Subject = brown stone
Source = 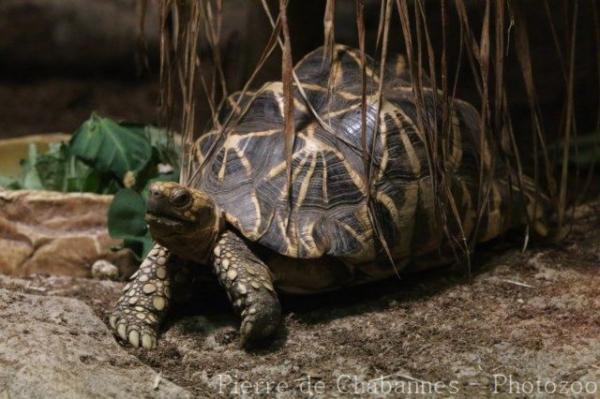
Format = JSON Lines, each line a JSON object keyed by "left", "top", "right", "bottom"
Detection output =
{"left": 0, "top": 287, "right": 192, "bottom": 398}
{"left": 0, "top": 189, "right": 135, "bottom": 277}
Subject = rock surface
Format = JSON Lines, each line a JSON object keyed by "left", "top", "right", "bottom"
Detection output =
{"left": 0, "top": 288, "right": 191, "bottom": 399}
{"left": 0, "top": 189, "right": 134, "bottom": 277}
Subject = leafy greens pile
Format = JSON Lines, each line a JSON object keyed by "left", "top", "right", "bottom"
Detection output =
{"left": 0, "top": 113, "right": 180, "bottom": 258}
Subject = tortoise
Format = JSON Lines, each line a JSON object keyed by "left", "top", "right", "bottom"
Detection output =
{"left": 109, "top": 45, "right": 546, "bottom": 349}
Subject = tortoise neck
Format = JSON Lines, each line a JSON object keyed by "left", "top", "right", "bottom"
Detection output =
{"left": 187, "top": 206, "right": 224, "bottom": 264}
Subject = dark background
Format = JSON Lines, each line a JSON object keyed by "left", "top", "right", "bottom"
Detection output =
{"left": 0, "top": 0, "right": 597, "bottom": 149}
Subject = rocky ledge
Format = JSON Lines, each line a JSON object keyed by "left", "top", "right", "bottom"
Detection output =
{"left": 0, "top": 189, "right": 134, "bottom": 278}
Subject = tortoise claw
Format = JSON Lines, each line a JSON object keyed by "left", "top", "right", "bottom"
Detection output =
{"left": 117, "top": 323, "right": 127, "bottom": 341}
{"left": 142, "top": 332, "right": 157, "bottom": 349}
{"left": 111, "top": 308, "right": 159, "bottom": 350}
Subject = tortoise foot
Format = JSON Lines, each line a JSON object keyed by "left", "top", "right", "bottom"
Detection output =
{"left": 109, "top": 244, "right": 172, "bottom": 349}
{"left": 239, "top": 291, "right": 281, "bottom": 348}
{"left": 212, "top": 231, "right": 282, "bottom": 348}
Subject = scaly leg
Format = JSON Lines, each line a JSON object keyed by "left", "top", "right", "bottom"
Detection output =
{"left": 109, "top": 244, "right": 173, "bottom": 349}
{"left": 212, "top": 231, "right": 281, "bottom": 347}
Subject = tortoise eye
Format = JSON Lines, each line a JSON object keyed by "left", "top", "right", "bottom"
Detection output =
{"left": 170, "top": 189, "right": 191, "bottom": 207}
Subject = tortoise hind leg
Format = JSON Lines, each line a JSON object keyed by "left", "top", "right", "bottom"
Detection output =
{"left": 212, "top": 231, "right": 281, "bottom": 347}
{"left": 109, "top": 244, "right": 173, "bottom": 349}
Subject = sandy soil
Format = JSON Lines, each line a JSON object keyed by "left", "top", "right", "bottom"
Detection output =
{"left": 1, "top": 203, "right": 598, "bottom": 398}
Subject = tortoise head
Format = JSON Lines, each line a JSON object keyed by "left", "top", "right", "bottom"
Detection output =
{"left": 145, "top": 181, "right": 222, "bottom": 263}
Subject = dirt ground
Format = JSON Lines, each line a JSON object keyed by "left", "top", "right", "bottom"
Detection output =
{"left": 1, "top": 203, "right": 598, "bottom": 398}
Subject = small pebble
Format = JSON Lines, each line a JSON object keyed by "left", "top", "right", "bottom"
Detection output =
{"left": 91, "top": 260, "right": 119, "bottom": 281}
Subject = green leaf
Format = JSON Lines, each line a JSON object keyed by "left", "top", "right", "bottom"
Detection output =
{"left": 101, "top": 179, "right": 122, "bottom": 195}
{"left": 107, "top": 188, "right": 155, "bottom": 258}
{"left": 70, "top": 113, "right": 153, "bottom": 180}
{"left": 20, "top": 144, "right": 44, "bottom": 190}
{"left": 0, "top": 175, "right": 21, "bottom": 189}
{"left": 108, "top": 188, "right": 148, "bottom": 240}
{"left": 124, "top": 236, "right": 154, "bottom": 259}
{"left": 131, "top": 149, "right": 160, "bottom": 191}
{"left": 119, "top": 122, "right": 181, "bottom": 169}
{"left": 145, "top": 125, "right": 181, "bottom": 169}
{"left": 35, "top": 142, "right": 68, "bottom": 191}
{"left": 61, "top": 152, "right": 107, "bottom": 193}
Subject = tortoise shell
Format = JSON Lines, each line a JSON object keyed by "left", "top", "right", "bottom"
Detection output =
{"left": 193, "top": 45, "right": 503, "bottom": 264}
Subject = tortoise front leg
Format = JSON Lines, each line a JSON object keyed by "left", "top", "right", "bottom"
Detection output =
{"left": 109, "top": 244, "right": 173, "bottom": 349}
{"left": 212, "top": 231, "right": 281, "bottom": 347}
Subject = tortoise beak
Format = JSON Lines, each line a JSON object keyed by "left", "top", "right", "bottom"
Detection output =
{"left": 146, "top": 185, "right": 192, "bottom": 225}
{"left": 147, "top": 185, "right": 171, "bottom": 216}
